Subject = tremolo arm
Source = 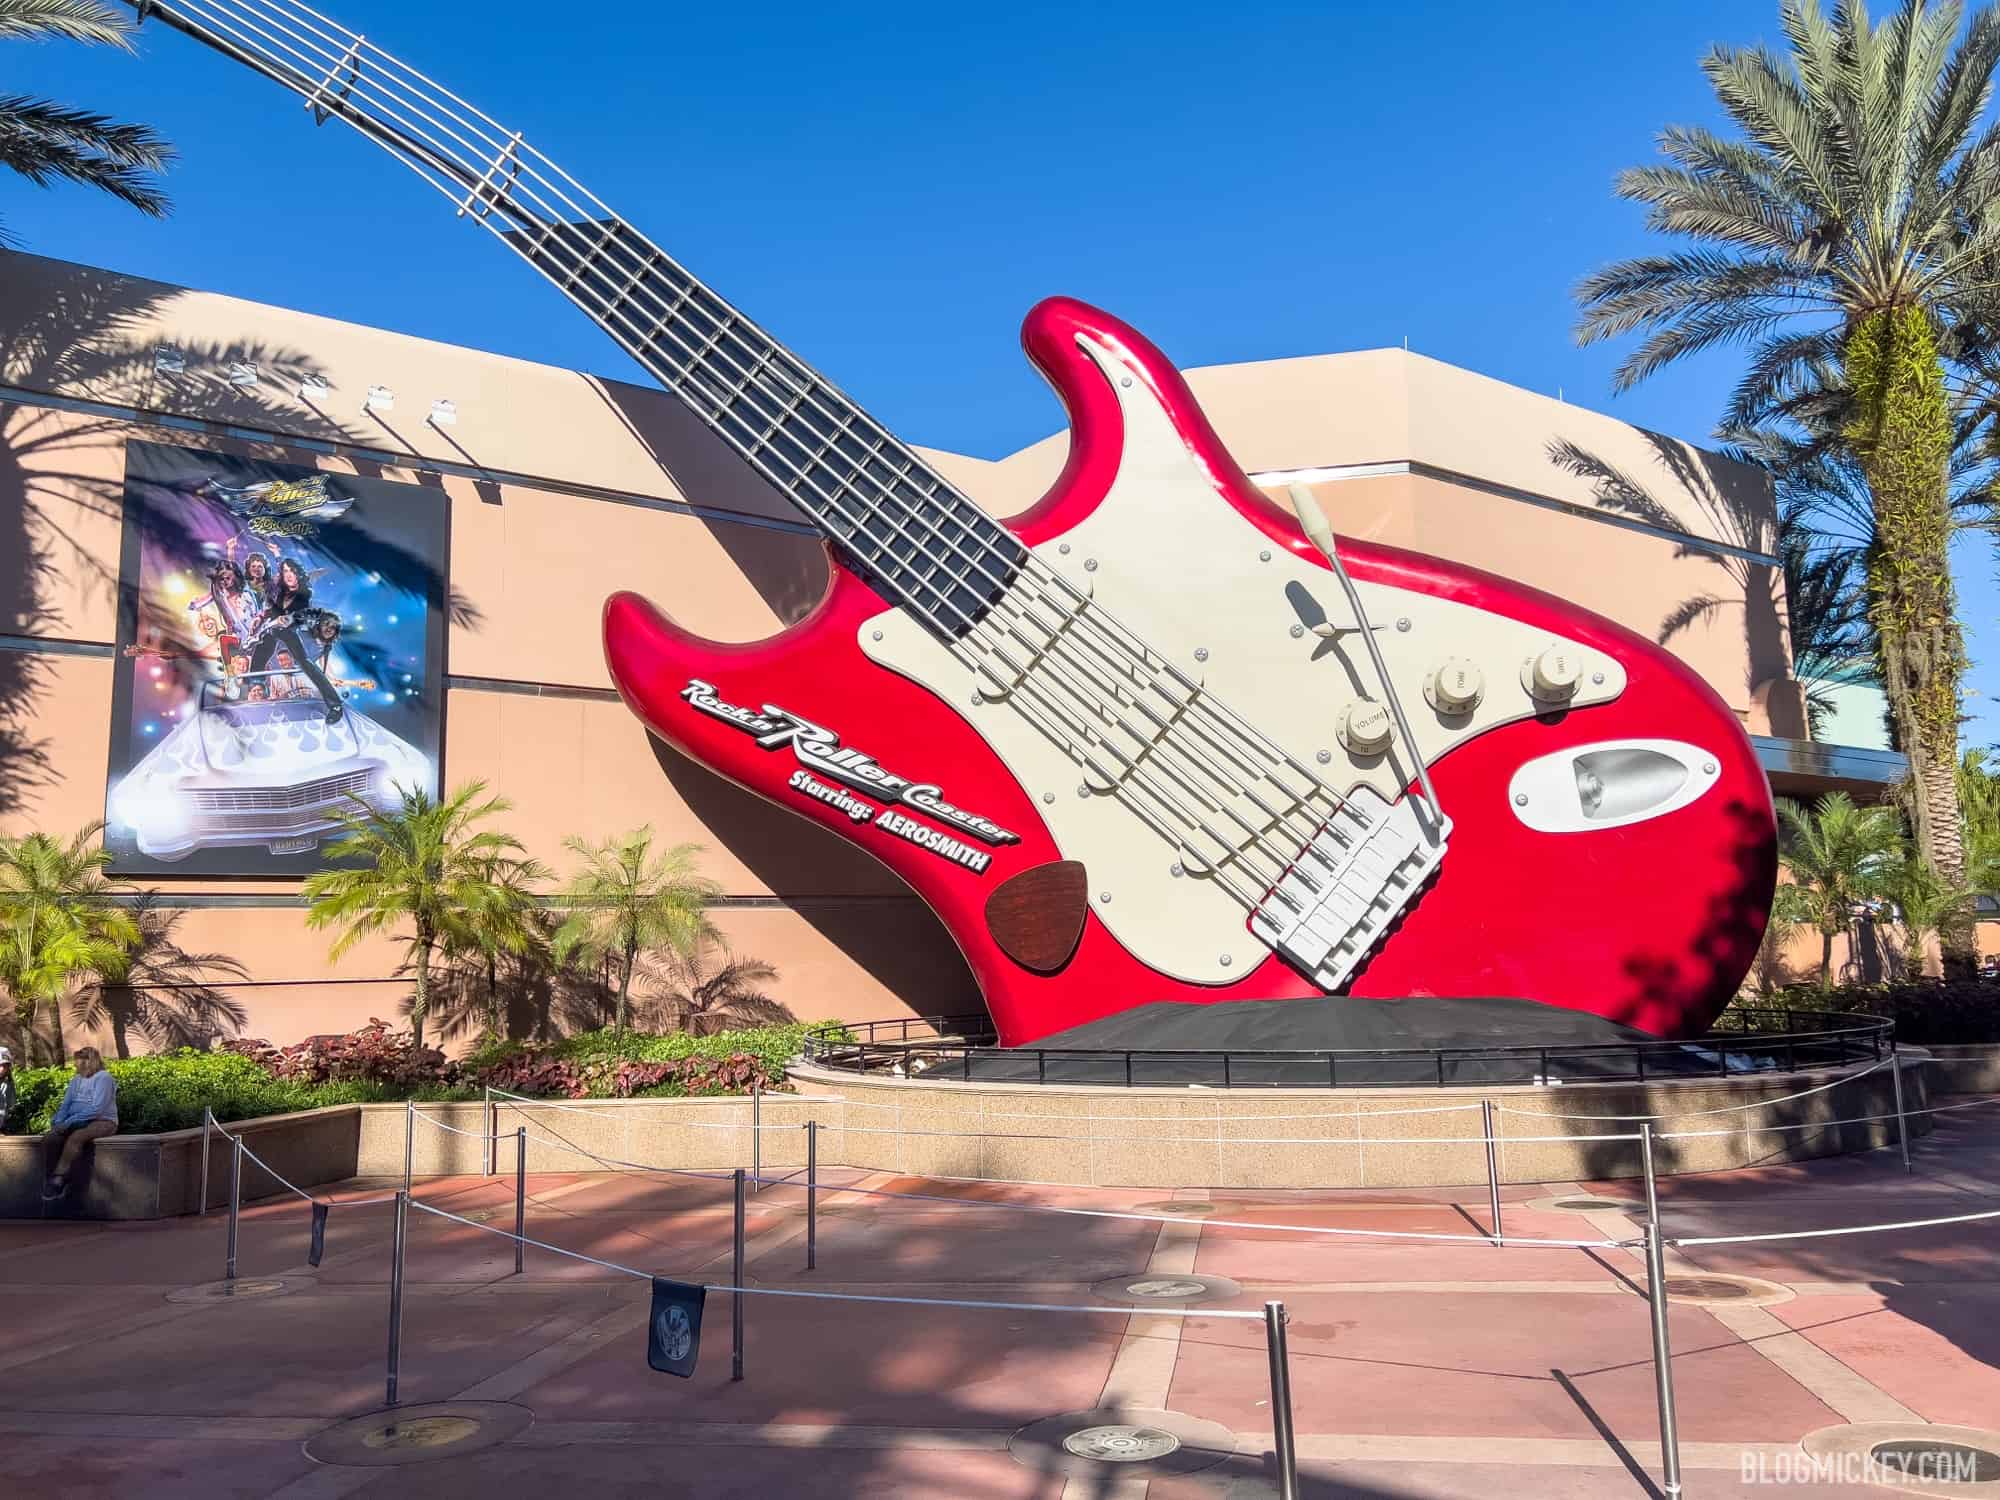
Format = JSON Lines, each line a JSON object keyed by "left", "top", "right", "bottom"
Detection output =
{"left": 1238, "top": 487, "right": 1453, "bottom": 993}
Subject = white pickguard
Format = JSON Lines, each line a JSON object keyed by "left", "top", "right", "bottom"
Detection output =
{"left": 861, "top": 332, "right": 1624, "bottom": 985}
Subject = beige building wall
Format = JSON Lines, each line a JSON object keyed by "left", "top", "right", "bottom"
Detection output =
{"left": 0, "top": 251, "right": 1817, "bottom": 1053}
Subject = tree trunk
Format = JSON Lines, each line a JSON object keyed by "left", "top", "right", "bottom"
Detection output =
{"left": 412, "top": 933, "right": 432, "bottom": 1051}
{"left": 50, "top": 989, "right": 66, "bottom": 1063}
{"left": 1845, "top": 308, "right": 1973, "bottom": 974}
{"left": 616, "top": 939, "right": 634, "bottom": 1035}
{"left": 108, "top": 1005, "right": 131, "bottom": 1061}
{"left": 1819, "top": 929, "right": 1834, "bottom": 991}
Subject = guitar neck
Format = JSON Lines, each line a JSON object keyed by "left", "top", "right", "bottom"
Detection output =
{"left": 127, "top": 0, "right": 1024, "bottom": 635}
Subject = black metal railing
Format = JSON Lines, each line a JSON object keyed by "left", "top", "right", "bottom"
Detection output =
{"left": 799, "top": 1009, "right": 1894, "bottom": 1089}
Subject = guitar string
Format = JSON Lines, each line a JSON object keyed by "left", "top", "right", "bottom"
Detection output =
{"left": 159, "top": 0, "right": 1381, "bottom": 928}
{"left": 170, "top": 0, "right": 1366, "bottom": 904}
{"left": 163, "top": 0, "right": 1421, "bottom": 945}
{"left": 179, "top": 0, "right": 1370, "bottom": 872}
{"left": 162, "top": 0, "right": 1409, "bottom": 945}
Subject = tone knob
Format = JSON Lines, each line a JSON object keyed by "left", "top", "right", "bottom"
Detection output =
{"left": 1337, "top": 699, "right": 1394, "bottom": 755}
{"left": 1426, "top": 658, "right": 1484, "bottom": 714}
{"left": 1523, "top": 645, "right": 1582, "bottom": 704}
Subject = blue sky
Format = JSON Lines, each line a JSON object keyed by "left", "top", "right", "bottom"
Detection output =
{"left": 14, "top": 0, "right": 1997, "bottom": 745}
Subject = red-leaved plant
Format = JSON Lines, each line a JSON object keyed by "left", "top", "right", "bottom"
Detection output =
{"left": 221, "top": 1019, "right": 456, "bottom": 1087}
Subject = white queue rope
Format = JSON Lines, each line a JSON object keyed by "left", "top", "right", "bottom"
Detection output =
{"left": 1672, "top": 1205, "right": 2000, "bottom": 1247}
{"left": 743, "top": 1173, "right": 1633, "bottom": 1249}
{"left": 489, "top": 1109, "right": 1631, "bottom": 1248}
{"left": 207, "top": 1113, "right": 399, "bottom": 1208}
{"left": 409, "top": 1200, "right": 1268, "bottom": 1319}
{"left": 1496, "top": 1058, "right": 1893, "bottom": 1122}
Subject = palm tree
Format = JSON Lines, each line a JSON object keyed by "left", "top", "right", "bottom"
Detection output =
{"left": 445, "top": 850, "right": 551, "bottom": 1040}
{"left": 551, "top": 827, "right": 717, "bottom": 1035}
{"left": 0, "top": 0, "right": 174, "bottom": 241}
{"left": 643, "top": 935, "right": 792, "bottom": 1037}
{"left": 1957, "top": 746, "right": 2000, "bottom": 891}
{"left": 1777, "top": 793, "right": 1906, "bottom": 987}
{"left": 1575, "top": 0, "right": 2000, "bottom": 970}
{"left": 302, "top": 781, "right": 527, "bottom": 1049}
{"left": 1878, "top": 851, "right": 1976, "bottom": 972}
{"left": 0, "top": 823, "right": 139, "bottom": 1063}
{"left": 71, "top": 892, "right": 248, "bottom": 1056}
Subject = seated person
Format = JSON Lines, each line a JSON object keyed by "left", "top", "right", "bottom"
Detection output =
{"left": 43, "top": 1047, "right": 117, "bottom": 1200}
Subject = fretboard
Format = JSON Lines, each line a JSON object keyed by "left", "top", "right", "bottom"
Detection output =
{"left": 511, "top": 218, "right": 1026, "bottom": 630}
{"left": 125, "top": 0, "right": 1024, "bottom": 636}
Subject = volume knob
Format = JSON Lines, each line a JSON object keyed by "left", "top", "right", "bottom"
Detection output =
{"left": 1523, "top": 645, "right": 1582, "bottom": 704}
{"left": 1426, "top": 658, "right": 1484, "bottom": 714}
{"left": 1337, "top": 699, "right": 1394, "bottom": 755}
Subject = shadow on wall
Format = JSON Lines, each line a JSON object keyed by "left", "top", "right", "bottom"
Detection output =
{"left": 1547, "top": 433, "right": 1806, "bottom": 739}
{"left": 587, "top": 372, "right": 832, "bottom": 629}
{"left": 650, "top": 733, "right": 981, "bottom": 1023}
{"left": 0, "top": 254, "right": 484, "bottom": 820}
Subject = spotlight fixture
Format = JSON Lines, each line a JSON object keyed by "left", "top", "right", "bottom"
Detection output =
{"left": 364, "top": 384, "right": 394, "bottom": 413}
{"left": 227, "top": 361, "right": 259, "bottom": 388}
{"left": 428, "top": 398, "right": 457, "bottom": 426}
{"left": 298, "top": 374, "right": 330, "bottom": 401}
{"left": 154, "top": 346, "right": 185, "bottom": 375}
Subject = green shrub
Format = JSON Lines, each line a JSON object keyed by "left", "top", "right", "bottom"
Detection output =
{"left": 0, "top": 1022, "right": 836, "bottom": 1135}
{"left": 1726, "top": 980, "right": 2000, "bottom": 1046}
{"left": 7, "top": 1050, "right": 473, "bottom": 1134}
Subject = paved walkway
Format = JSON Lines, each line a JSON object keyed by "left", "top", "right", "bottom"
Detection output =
{"left": 0, "top": 1102, "right": 1995, "bottom": 1497}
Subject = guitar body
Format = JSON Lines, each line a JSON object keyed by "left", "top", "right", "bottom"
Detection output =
{"left": 605, "top": 298, "right": 1776, "bottom": 1045}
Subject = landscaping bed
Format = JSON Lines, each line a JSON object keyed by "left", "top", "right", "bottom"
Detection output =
{"left": 1, "top": 1021, "right": 822, "bottom": 1135}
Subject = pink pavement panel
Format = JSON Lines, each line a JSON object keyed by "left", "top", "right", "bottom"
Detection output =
{"left": 0, "top": 1101, "right": 1991, "bottom": 1497}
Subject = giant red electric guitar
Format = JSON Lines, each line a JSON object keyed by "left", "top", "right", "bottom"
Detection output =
{"left": 130, "top": 0, "right": 1777, "bottom": 1044}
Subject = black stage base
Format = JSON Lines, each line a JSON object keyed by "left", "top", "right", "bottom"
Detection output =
{"left": 926, "top": 997, "right": 1789, "bottom": 1089}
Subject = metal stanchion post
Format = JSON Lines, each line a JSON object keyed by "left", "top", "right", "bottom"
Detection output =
{"left": 1264, "top": 1300, "right": 1300, "bottom": 1500}
{"left": 732, "top": 1167, "right": 746, "bottom": 1381}
{"left": 403, "top": 1099, "right": 415, "bottom": 1192}
{"left": 483, "top": 1088, "right": 494, "bottom": 1178}
{"left": 806, "top": 1119, "right": 818, "bottom": 1272}
{"left": 225, "top": 1135, "right": 242, "bottom": 1282}
{"left": 1481, "top": 1099, "right": 1503, "bottom": 1247}
{"left": 513, "top": 1126, "right": 526, "bottom": 1277}
{"left": 752, "top": 1079, "right": 762, "bottom": 1195}
{"left": 385, "top": 1189, "right": 408, "bottom": 1407}
{"left": 1891, "top": 1049, "right": 1913, "bottom": 1174}
{"left": 1639, "top": 1124, "right": 1682, "bottom": 1498}
{"left": 199, "top": 1109, "right": 212, "bottom": 1218}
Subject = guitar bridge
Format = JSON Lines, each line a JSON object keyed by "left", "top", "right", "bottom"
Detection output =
{"left": 1250, "top": 788, "right": 1450, "bottom": 990}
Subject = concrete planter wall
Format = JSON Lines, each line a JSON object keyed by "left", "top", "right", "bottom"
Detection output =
{"left": 1, "top": 1104, "right": 362, "bottom": 1222}
{"left": 1925, "top": 1043, "right": 2000, "bottom": 1095}
{"left": 2, "top": 1050, "right": 1945, "bottom": 1219}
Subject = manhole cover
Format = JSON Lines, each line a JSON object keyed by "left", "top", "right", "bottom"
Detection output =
{"left": 362, "top": 1416, "right": 482, "bottom": 1451}
{"left": 167, "top": 1277, "right": 303, "bottom": 1303}
{"left": 1009, "top": 1408, "right": 1235, "bottom": 1478}
{"left": 1872, "top": 1440, "right": 2000, "bottom": 1483}
{"left": 1553, "top": 1198, "right": 1621, "bottom": 1212}
{"left": 1668, "top": 1277, "right": 1753, "bottom": 1300}
{"left": 1649, "top": 1273, "right": 1794, "bottom": 1307}
{"left": 1063, "top": 1425, "right": 1181, "bottom": 1462}
{"left": 305, "top": 1401, "right": 534, "bottom": 1468}
{"left": 1091, "top": 1272, "right": 1242, "bottom": 1306}
{"left": 1803, "top": 1421, "right": 2000, "bottom": 1495}
{"left": 1133, "top": 1201, "right": 1217, "bottom": 1216}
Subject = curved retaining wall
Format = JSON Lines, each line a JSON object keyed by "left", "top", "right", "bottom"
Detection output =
{"left": 0, "top": 1051, "right": 1946, "bottom": 1218}
{"left": 771, "top": 1057, "right": 1933, "bottom": 1189}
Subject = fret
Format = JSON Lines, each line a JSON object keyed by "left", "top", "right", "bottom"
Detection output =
{"left": 509, "top": 208, "right": 1024, "bottom": 634}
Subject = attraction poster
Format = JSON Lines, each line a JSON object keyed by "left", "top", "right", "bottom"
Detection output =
{"left": 104, "top": 440, "right": 448, "bottom": 876}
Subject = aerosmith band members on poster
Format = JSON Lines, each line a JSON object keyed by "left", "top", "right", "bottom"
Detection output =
{"left": 104, "top": 440, "right": 448, "bottom": 877}
{"left": 246, "top": 558, "right": 346, "bottom": 724}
